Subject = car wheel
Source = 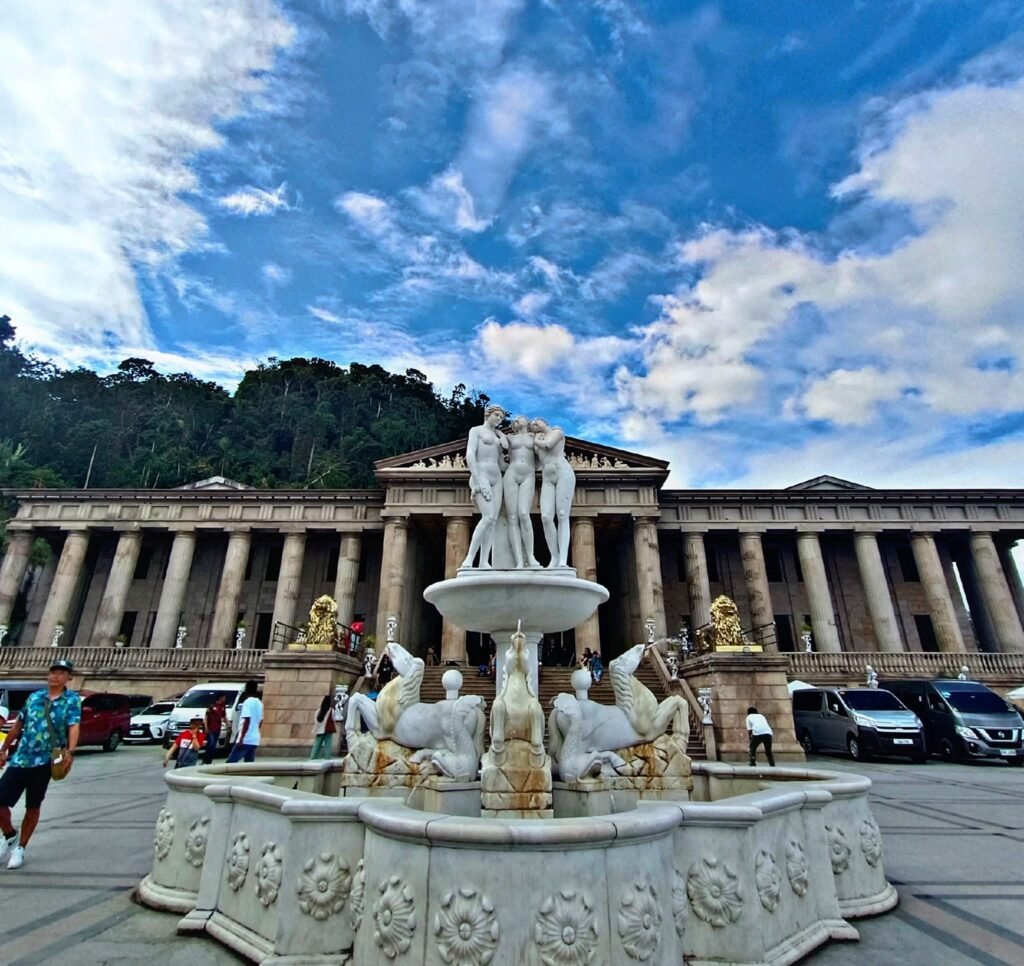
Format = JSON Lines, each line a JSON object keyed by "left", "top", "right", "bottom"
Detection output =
{"left": 103, "top": 730, "right": 122, "bottom": 753}
{"left": 938, "top": 738, "right": 959, "bottom": 762}
{"left": 799, "top": 730, "right": 815, "bottom": 754}
{"left": 911, "top": 753, "right": 928, "bottom": 764}
{"left": 847, "top": 735, "right": 864, "bottom": 761}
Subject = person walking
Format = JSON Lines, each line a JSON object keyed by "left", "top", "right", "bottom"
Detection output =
{"left": 589, "top": 651, "right": 604, "bottom": 683}
{"left": 0, "top": 659, "right": 81, "bottom": 870}
{"left": 746, "top": 706, "right": 776, "bottom": 767}
{"left": 203, "top": 695, "right": 227, "bottom": 764}
{"left": 163, "top": 717, "right": 206, "bottom": 769}
{"left": 226, "top": 681, "right": 263, "bottom": 764}
{"left": 310, "top": 693, "right": 337, "bottom": 759}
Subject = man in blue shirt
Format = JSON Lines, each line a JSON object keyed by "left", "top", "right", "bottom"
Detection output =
{"left": 0, "top": 659, "right": 81, "bottom": 870}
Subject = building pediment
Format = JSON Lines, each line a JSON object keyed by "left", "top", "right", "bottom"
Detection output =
{"left": 175, "top": 476, "right": 252, "bottom": 491}
{"left": 786, "top": 475, "right": 873, "bottom": 491}
{"left": 375, "top": 435, "right": 669, "bottom": 482}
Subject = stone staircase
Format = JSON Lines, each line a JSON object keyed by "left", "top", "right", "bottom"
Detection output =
{"left": 416, "top": 662, "right": 706, "bottom": 759}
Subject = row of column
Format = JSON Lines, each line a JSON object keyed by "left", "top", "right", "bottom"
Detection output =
{"left": 679, "top": 528, "right": 1024, "bottom": 654}
{"left": 0, "top": 527, "right": 367, "bottom": 650}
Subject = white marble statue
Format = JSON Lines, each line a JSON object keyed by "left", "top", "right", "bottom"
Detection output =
{"left": 344, "top": 642, "right": 486, "bottom": 780}
{"left": 529, "top": 417, "right": 575, "bottom": 568}
{"left": 501, "top": 415, "right": 541, "bottom": 568}
{"left": 550, "top": 692, "right": 634, "bottom": 781}
{"left": 548, "top": 643, "right": 690, "bottom": 768}
{"left": 461, "top": 405, "right": 508, "bottom": 569}
{"left": 489, "top": 628, "right": 546, "bottom": 767}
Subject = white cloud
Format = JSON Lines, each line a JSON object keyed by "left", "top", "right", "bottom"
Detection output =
{"left": 798, "top": 367, "right": 906, "bottom": 425}
{"left": 513, "top": 291, "right": 551, "bottom": 318}
{"left": 261, "top": 261, "right": 292, "bottom": 286}
{"left": 0, "top": 1, "right": 295, "bottom": 364}
{"left": 308, "top": 306, "right": 343, "bottom": 324}
{"left": 479, "top": 320, "right": 575, "bottom": 377}
{"left": 218, "top": 182, "right": 292, "bottom": 217}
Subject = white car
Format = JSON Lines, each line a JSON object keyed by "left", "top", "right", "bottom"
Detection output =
{"left": 127, "top": 701, "right": 176, "bottom": 743}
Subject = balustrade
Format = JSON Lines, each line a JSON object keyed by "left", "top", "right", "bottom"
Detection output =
{"left": 787, "top": 650, "right": 1024, "bottom": 681}
{"left": 0, "top": 646, "right": 265, "bottom": 676}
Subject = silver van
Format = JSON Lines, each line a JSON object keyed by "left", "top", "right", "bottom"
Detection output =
{"left": 792, "top": 687, "right": 926, "bottom": 762}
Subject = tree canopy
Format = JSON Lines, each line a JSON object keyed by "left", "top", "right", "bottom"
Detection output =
{"left": 0, "top": 317, "right": 489, "bottom": 494}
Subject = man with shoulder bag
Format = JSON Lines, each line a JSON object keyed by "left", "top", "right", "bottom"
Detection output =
{"left": 0, "top": 659, "right": 81, "bottom": 870}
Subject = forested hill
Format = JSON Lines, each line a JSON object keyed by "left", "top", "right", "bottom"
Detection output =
{"left": 0, "top": 316, "right": 489, "bottom": 493}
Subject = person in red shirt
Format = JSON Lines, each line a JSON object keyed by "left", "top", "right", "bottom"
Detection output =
{"left": 203, "top": 696, "right": 227, "bottom": 764}
{"left": 163, "top": 717, "right": 206, "bottom": 769}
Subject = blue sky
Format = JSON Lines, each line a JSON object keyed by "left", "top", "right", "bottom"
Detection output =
{"left": 3, "top": 1, "right": 1024, "bottom": 489}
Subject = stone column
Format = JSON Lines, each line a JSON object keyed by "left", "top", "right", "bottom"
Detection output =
{"left": 440, "top": 516, "right": 471, "bottom": 663}
{"left": 376, "top": 517, "right": 409, "bottom": 644}
{"left": 633, "top": 516, "right": 666, "bottom": 640}
{"left": 571, "top": 516, "right": 601, "bottom": 659}
{"left": 683, "top": 531, "right": 712, "bottom": 631}
{"left": 911, "top": 532, "right": 965, "bottom": 653}
{"left": 150, "top": 531, "right": 197, "bottom": 649}
{"left": 0, "top": 529, "right": 34, "bottom": 628}
{"left": 92, "top": 530, "right": 144, "bottom": 647}
{"left": 738, "top": 530, "right": 775, "bottom": 650}
{"left": 209, "top": 529, "right": 252, "bottom": 649}
{"left": 795, "top": 531, "right": 841, "bottom": 652}
{"left": 853, "top": 531, "right": 903, "bottom": 652}
{"left": 969, "top": 531, "right": 1024, "bottom": 653}
{"left": 997, "top": 541, "right": 1024, "bottom": 625}
{"left": 35, "top": 530, "right": 90, "bottom": 647}
{"left": 333, "top": 533, "right": 362, "bottom": 629}
{"left": 270, "top": 531, "right": 307, "bottom": 648}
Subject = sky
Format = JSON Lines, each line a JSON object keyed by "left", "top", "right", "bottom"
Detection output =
{"left": 3, "top": 1, "right": 1024, "bottom": 490}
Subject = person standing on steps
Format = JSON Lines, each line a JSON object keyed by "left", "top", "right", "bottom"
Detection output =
{"left": 0, "top": 659, "right": 81, "bottom": 870}
{"left": 226, "top": 680, "right": 263, "bottom": 764}
{"left": 746, "top": 706, "right": 776, "bottom": 767}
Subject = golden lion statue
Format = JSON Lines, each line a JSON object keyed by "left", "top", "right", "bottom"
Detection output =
{"left": 696, "top": 595, "right": 747, "bottom": 651}
{"left": 301, "top": 595, "right": 339, "bottom": 651}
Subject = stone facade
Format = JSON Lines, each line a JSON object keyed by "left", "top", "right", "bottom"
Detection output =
{"left": 2, "top": 446, "right": 1023, "bottom": 669}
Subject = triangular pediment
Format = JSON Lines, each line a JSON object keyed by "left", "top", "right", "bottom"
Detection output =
{"left": 176, "top": 476, "right": 252, "bottom": 491}
{"left": 375, "top": 434, "right": 669, "bottom": 476}
{"left": 786, "top": 475, "right": 873, "bottom": 491}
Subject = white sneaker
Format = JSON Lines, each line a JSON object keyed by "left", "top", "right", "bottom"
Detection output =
{"left": 0, "top": 833, "right": 16, "bottom": 864}
{"left": 7, "top": 845, "right": 25, "bottom": 869}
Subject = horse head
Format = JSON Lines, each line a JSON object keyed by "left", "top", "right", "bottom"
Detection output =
{"left": 385, "top": 640, "right": 418, "bottom": 677}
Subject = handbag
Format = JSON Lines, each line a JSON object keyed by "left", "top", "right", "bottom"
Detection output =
{"left": 44, "top": 699, "right": 73, "bottom": 781}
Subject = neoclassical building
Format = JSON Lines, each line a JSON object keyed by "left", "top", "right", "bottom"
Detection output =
{"left": 2, "top": 436, "right": 1023, "bottom": 663}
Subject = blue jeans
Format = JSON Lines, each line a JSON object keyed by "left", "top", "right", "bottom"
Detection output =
{"left": 226, "top": 743, "right": 257, "bottom": 764}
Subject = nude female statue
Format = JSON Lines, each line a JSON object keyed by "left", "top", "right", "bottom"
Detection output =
{"left": 529, "top": 417, "right": 576, "bottom": 568}
{"left": 461, "top": 405, "right": 508, "bottom": 568}
{"left": 502, "top": 415, "right": 541, "bottom": 568}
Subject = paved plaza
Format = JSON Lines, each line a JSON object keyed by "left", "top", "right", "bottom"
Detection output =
{"left": 0, "top": 746, "right": 1022, "bottom": 965}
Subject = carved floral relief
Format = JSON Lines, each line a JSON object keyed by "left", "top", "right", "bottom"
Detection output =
{"left": 297, "top": 853, "right": 352, "bottom": 920}
{"left": 255, "top": 842, "right": 284, "bottom": 907}
{"left": 785, "top": 839, "right": 809, "bottom": 897}
{"left": 373, "top": 875, "right": 417, "bottom": 959}
{"left": 432, "top": 887, "right": 499, "bottom": 965}
{"left": 534, "top": 889, "right": 599, "bottom": 966}
{"left": 153, "top": 808, "right": 175, "bottom": 861}
{"left": 825, "top": 825, "right": 851, "bottom": 875}
{"left": 687, "top": 856, "right": 743, "bottom": 928}
{"left": 617, "top": 882, "right": 662, "bottom": 961}
{"left": 226, "top": 832, "right": 251, "bottom": 892}
{"left": 351, "top": 859, "right": 366, "bottom": 932}
{"left": 671, "top": 868, "right": 689, "bottom": 938}
{"left": 859, "top": 817, "right": 883, "bottom": 868}
{"left": 754, "top": 850, "right": 782, "bottom": 913}
{"left": 183, "top": 816, "right": 209, "bottom": 868}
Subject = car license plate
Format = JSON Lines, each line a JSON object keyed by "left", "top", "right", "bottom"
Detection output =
{"left": 892, "top": 738, "right": 913, "bottom": 745}
{"left": 130, "top": 729, "right": 144, "bottom": 736}
{"left": 999, "top": 749, "right": 1015, "bottom": 756}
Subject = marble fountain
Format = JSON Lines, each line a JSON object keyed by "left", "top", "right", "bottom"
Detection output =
{"left": 139, "top": 409, "right": 896, "bottom": 964}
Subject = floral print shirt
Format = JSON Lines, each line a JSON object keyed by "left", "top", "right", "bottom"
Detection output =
{"left": 10, "top": 688, "right": 82, "bottom": 768}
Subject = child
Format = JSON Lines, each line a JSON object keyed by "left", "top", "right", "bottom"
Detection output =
{"left": 163, "top": 717, "right": 206, "bottom": 769}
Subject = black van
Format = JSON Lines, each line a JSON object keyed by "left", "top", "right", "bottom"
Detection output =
{"left": 885, "top": 679, "right": 1024, "bottom": 764}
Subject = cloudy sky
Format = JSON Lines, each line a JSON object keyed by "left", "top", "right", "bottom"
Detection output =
{"left": 3, "top": 1, "right": 1024, "bottom": 488}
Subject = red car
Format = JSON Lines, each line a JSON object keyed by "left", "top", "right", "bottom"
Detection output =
{"left": 77, "top": 691, "right": 132, "bottom": 752}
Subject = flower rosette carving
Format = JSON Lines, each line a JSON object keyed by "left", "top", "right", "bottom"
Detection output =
{"left": 351, "top": 859, "right": 366, "bottom": 932}
{"left": 154, "top": 808, "right": 175, "bottom": 861}
{"left": 671, "top": 868, "right": 688, "bottom": 938}
{"left": 785, "top": 839, "right": 809, "bottom": 897}
{"left": 255, "top": 842, "right": 284, "bottom": 907}
{"left": 754, "top": 850, "right": 782, "bottom": 913}
{"left": 825, "top": 825, "right": 851, "bottom": 875}
{"left": 859, "top": 817, "right": 883, "bottom": 868}
{"left": 687, "top": 856, "right": 743, "bottom": 928}
{"left": 433, "top": 886, "right": 499, "bottom": 965}
{"left": 534, "top": 889, "right": 599, "bottom": 966}
{"left": 373, "top": 875, "right": 416, "bottom": 959}
{"left": 618, "top": 881, "right": 662, "bottom": 961}
{"left": 297, "top": 853, "right": 352, "bottom": 921}
{"left": 183, "top": 816, "right": 209, "bottom": 868}
{"left": 226, "top": 832, "right": 251, "bottom": 892}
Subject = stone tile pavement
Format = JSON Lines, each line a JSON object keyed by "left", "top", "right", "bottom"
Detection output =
{"left": 0, "top": 745, "right": 1021, "bottom": 964}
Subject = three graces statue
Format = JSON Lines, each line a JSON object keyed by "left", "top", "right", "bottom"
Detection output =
{"left": 462, "top": 406, "right": 576, "bottom": 570}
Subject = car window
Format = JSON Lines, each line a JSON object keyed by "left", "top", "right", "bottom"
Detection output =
{"left": 840, "top": 690, "right": 906, "bottom": 711}
{"left": 142, "top": 702, "right": 175, "bottom": 715}
{"left": 82, "top": 695, "right": 101, "bottom": 711}
{"left": 940, "top": 689, "right": 1011, "bottom": 714}
{"left": 792, "top": 691, "right": 821, "bottom": 712}
{"left": 927, "top": 691, "right": 948, "bottom": 713}
{"left": 176, "top": 688, "right": 241, "bottom": 709}
{"left": 826, "top": 696, "right": 847, "bottom": 716}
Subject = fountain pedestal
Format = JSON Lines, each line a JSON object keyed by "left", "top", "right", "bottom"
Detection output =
{"left": 481, "top": 741, "right": 553, "bottom": 818}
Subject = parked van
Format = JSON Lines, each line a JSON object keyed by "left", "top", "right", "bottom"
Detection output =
{"left": 884, "top": 679, "right": 1024, "bottom": 765}
{"left": 0, "top": 680, "right": 47, "bottom": 732}
{"left": 163, "top": 682, "right": 250, "bottom": 750}
{"left": 792, "top": 687, "right": 927, "bottom": 762}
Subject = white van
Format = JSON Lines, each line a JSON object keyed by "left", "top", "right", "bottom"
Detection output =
{"left": 162, "top": 682, "right": 249, "bottom": 750}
